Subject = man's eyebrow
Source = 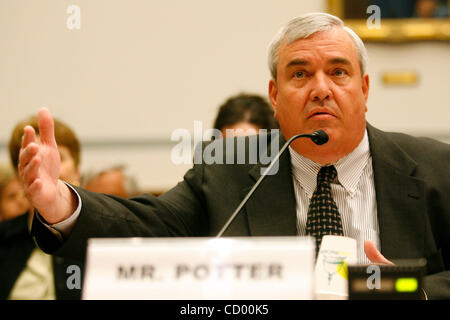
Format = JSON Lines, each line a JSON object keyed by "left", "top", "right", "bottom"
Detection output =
{"left": 286, "top": 58, "right": 352, "bottom": 68}
{"left": 286, "top": 59, "right": 309, "bottom": 68}
{"left": 329, "top": 57, "right": 352, "bottom": 66}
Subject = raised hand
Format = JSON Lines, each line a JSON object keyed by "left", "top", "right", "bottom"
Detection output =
{"left": 18, "top": 108, "right": 77, "bottom": 224}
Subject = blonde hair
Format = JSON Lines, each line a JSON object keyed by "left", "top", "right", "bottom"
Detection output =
{"left": 0, "top": 164, "right": 16, "bottom": 197}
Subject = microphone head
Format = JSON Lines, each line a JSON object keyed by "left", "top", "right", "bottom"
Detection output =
{"left": 310, "top": 130, "right": 329, "bottom": 145}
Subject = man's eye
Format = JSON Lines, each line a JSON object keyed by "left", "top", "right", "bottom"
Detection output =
{"left": 333, "top": 69, "right": 346, "bottom": 76}
{"left": 294, "top": 71, "right": 305, "bottom": 78}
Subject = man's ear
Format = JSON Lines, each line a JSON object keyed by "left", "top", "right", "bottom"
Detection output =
{"left": 362, "top": 73, "right": 369, "bottom": 112}
{"left": 268, "top": 79, "right": 278, "bottom": 117}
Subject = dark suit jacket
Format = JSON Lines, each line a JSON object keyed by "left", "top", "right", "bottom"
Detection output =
{"left": 0, "top": 213, "right": 84, "bottom": 300}
{"left": 31, "top": 124, "right": 449, "bottom": 299}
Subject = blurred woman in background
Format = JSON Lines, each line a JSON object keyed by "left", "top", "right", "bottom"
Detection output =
{"left": 213, "top": 93, "right": 278, "bottom": 138}
{"left": 0, "top": 164, "right": 30, "bottom": 222}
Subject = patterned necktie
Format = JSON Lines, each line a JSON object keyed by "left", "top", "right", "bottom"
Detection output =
{"left": 306, "top": 165, "right": 343, "bottom": 255}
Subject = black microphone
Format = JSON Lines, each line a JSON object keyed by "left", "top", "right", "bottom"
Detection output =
{"left": 309, "top": 129, "right": 329, "bottom": 145}
{"left": 216, "top": 129, "right": 329, "bottom": 237}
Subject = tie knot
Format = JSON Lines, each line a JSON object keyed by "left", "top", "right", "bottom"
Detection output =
{"left": 318, "top": 165, "right": 337, "bottom": 184}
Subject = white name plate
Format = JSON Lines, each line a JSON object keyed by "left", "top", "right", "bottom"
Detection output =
{"left": 82, "top": 237, "right": 315, "bottom": 300}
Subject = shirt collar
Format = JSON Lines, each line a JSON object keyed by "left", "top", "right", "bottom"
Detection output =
{"left": 289, "top": 130, "right": 370, "bottom": 198}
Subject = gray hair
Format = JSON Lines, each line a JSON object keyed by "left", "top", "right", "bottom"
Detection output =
{"left": 268, "top": 12, "right": 368, "bottom": 80}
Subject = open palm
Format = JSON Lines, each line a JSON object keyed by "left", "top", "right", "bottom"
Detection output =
{"left": 18, "top": 108, "right": 74, "bottom": 223}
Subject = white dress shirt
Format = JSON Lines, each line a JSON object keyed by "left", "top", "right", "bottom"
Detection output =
{"left": 289, "top": 130, "right": 380, "bottom": 264}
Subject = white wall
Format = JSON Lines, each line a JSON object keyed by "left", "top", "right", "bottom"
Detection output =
{"left": 1, "top": 0, "right": 448, "bottom": 192}
{"left": 365, "top": 42, "right": 450, "bottom": 138}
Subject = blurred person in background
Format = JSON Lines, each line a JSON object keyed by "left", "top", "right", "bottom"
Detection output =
{"left": 0, "top": 115, "right": 84, "bottom": 300}
{"left": 213, "top": 93, "right": 278, "bottom": 138}
{"left": 414, "top": 0, "right": 448, "bottom": 18}
{"left": 82, "top": 164, "right": 139, "bottom": 198}
{"left": 0, "top": 164, "right": 30, "bottom": 222}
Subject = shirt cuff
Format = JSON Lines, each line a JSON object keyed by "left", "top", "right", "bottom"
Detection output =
{"left": 47, "top": 182, "right": 82, "bottom": 237}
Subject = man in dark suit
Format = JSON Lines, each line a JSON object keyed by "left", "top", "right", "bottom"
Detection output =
{"left": 18, "top": 13, "right": 449, "bottom": 299}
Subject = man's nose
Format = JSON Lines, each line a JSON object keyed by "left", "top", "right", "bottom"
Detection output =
{"left": 309, "top": 73, "right": 332, "bottom": 103}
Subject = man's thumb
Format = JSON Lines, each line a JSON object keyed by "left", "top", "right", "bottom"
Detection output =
{"left": 364, "top": 240, "right": 394, "bottom": 265}
{"left": 38, "top": 108, "right": 57, "bottom": 147}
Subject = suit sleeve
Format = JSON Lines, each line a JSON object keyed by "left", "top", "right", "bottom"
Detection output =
{"left": 420, "top": 138, "right": 450, "bottom": 299}
{"left": 423, "top": 271, "right": 450, "bottom": 299}
{"left": 31, "top": 163, "right": 208, "bottom": 262}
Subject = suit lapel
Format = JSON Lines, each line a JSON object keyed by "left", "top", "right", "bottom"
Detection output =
{"left": 367, "top": 124, "right": 426, "bottom": 260}
{"left": 240, "top": 125, "right": 427, "bottom": 257}
{"left": 243, "top": 134, "right": 298, "bottom": 236}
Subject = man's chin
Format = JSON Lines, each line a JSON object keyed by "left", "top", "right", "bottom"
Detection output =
{"left": 303, "top": 124, "right": 334, "bottom": 136}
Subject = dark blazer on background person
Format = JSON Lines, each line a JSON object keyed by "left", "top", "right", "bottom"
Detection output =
{"left": 0, "top": 213, "right": 84, "bottom": 300}
{"left": 31, "top": 123, "right": 450, "bottom": 299}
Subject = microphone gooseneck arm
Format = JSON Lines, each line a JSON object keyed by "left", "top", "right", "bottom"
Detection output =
{"left": 216, "top": 130, "right": 329, "bottom": 237}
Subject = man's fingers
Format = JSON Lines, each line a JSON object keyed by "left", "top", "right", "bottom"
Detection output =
{"left": 38, "top": 108, "right": 57, "bottom": 147}
{"left": 22, "top": 156, "right": 41, "bottom": 187}
{"left": 18, "top": 126, "right": 37, "bottom": 175}
{"left": 27, "top": 179, "right": 43, "bottom": 199}
{"left": 21, "top": 125, "right": 36, "bottom": 149}
{"left": 364, "top": 240, "right": 394, "bottom": 265}
{"left": 18, "top": 142, "right": 39, "bottom": 174}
